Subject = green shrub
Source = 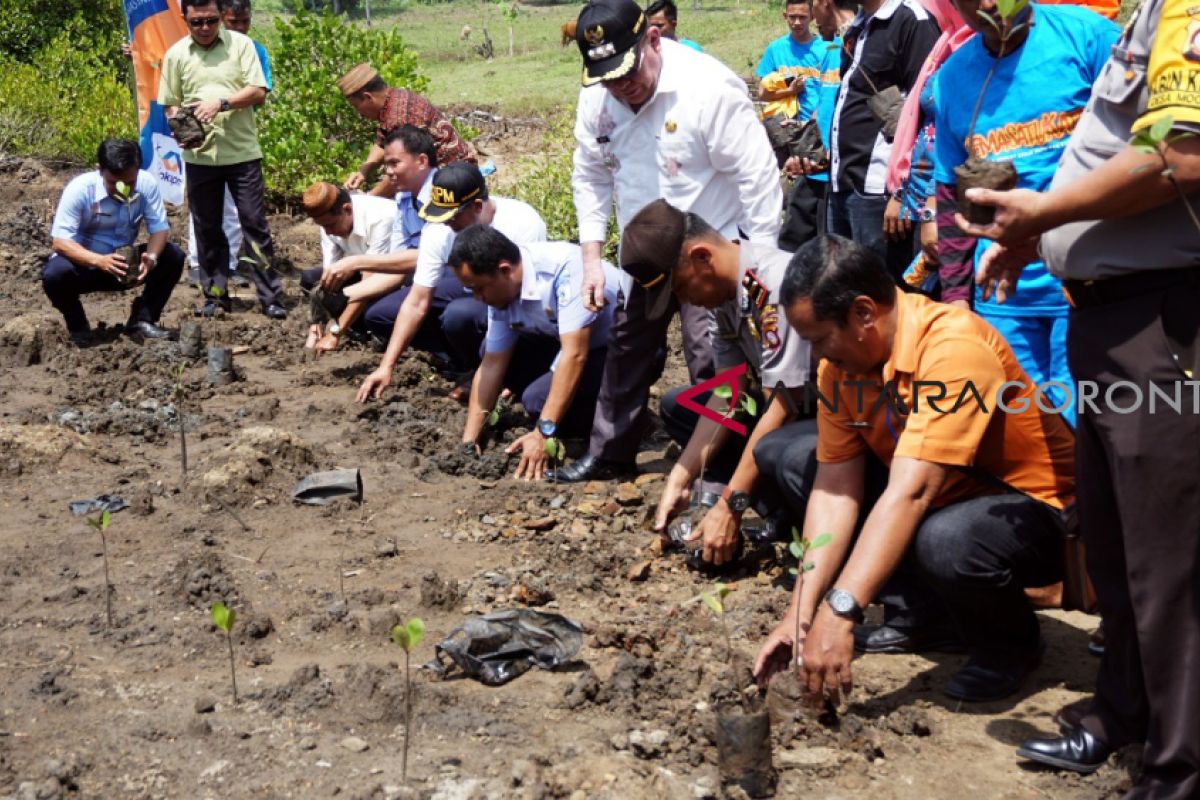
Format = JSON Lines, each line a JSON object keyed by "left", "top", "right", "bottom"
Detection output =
{"left": 0, "top": 0, "right": 124, "bottom": 65}
{"left": 0, "top": 18, "right": 134, "bottom": 161}
{"left": 257, "top": 8, "right": 428, "bottom": 203}
{"left": 499, "top": 111, "right": 618, "bottom": 257}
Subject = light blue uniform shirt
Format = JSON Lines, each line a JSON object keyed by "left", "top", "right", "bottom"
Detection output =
{"left": 484, "top": 242, "right": 621, "bottom": 364}
{"left": 253, "top": 40, "right": 273, "bottom": 92}
{"left": 391, "top": 169, "right": 435, "bottom": 252}
{"left": 51, "top": 170, "right": 169, "bottom": 255}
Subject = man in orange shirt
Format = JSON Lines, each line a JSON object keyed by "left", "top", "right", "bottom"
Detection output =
{"left": 752, "top": 234, "right": 1075, "bottom": 703}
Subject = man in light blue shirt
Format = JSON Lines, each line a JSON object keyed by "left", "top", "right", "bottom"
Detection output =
{"left": 646, "top": 0, "right": 703, "bottom": 51}
{"left": 45, "top": 139, "right": 185, "bottom": 346}
{"left": 450, "top": 225, "right": 620, "bottom": 481}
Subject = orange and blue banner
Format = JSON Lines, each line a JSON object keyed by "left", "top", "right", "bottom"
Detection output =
{"left": 122, "top": 0, "right": 188, "bottom": 204}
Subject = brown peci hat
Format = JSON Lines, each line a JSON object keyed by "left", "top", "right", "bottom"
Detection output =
{"left": 302, "top": 181, "right": 342, "bottom": 218}
{"left": 336, "top": 63, "right": 380, "bottom": 96}
{"left": 619, "top": 199, "right": 687, "bottom": 320}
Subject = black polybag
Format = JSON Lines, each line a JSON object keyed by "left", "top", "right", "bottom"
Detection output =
{"left": 68, "top": 495, "right": 129, "bottom": 516}
{"left": 427, "top": 609, "right": 583, "bottom": 686}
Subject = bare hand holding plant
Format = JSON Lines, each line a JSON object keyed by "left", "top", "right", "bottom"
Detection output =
{"left": 507, "top": 431, "right": 551, "bottom": 481}
{"left": 356, "top": 366, "right": 393, "bottom": 403}
{"left": 800, "top": 604, "right": 855, "bottom": 706}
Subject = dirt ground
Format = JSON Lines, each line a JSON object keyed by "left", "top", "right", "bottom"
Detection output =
{"left": 0, "top": 144, "right": 1138, "bottom": 800}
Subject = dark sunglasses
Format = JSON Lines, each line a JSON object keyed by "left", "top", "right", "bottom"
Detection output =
{"left": 187, "top": 15, "right": 221, "bottom": 27}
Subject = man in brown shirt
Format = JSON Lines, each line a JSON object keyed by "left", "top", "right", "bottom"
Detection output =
{"left": 338, "top": 63, "right": 475, "bottom": 198}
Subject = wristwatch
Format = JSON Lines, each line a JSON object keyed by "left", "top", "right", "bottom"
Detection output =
{"left": 824, "top": 588, "right": 865, "bottom": 623}
{"left": 537, "top": 418, "right": 557, "bottom": 438}
{"left": 327, "top": 321, "right": 342, "bottom": 336}
{"left": 720, "top": 485, "right": 752, "bottom": 515}
{"left": 919, "top": 207, "right": 936, "bottom": 223}
{"left": 219, "top": 98, "right": 231, "bottom": 113}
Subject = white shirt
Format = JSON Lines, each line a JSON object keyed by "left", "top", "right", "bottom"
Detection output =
{"left": 319, "top": 193, "right": 397, "bottom": 269}
{"left": 412, "top": 197, "right": 548, "bottom": 289}
{"left": 572, "top": 39, "right": 782, "bottom": 246}
{"left": 485, "top": 242, "right": 622, "bottom": 366}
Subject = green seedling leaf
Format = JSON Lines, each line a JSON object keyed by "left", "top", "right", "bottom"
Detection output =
{"left": 543, "top": 437, "right": 564, "bottom": 460}
{"left": 802, "top": 562, "right": 816, "bottom": 572}
{"left": 809, "top": 532, "right": 833, "bottom": 550}
{"left": 740, "top": 395, "right": 758, "bottom": 417}
{"left": 406, "top": 618, "right": 425, "bottom": 649}
{"left": 391, "top": 623, "right": 410, "bottom": 649}
{"left": 208, "top": 285, "right": 225, "bottom": 298}
{"left": 487, "top": 409, "right": 500, "bottom": 426}
{"left": 87, "top": 509, "right": 111, "bottom": 532}
{"left": 712, "top": 385, "right": 733, "bottom": 400}
{"left": 701, "top": 592, "right": 724, "bottom": 616}
{"left": 1149, "top": 116, "right": 1174, "bottom": 144}
{"left": 211, "top": 600, "right": 235, "bottom": 632}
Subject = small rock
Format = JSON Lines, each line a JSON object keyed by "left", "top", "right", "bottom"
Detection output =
{"left": 522, "top": 516, "right": 557, "bottom": 531}
{"left": 375, "top": 539, "right": 398, "bottom": 558}
{"left": 582, "top": 481, "right": 607, "bottom": 495}
{"left": 626, "top": 560, "right": 651, "bottom": 582}
{"left": 628, "top": 728, "right": 669, "bottom": 759}
{"left": 299, "top": 736, "right": 317, "bottom": 751}
{"left": 614, "top": 483, "right": 643, "bottom": 507}
{"left": 609, "top": 732, "right": 629, "bottom": 751}
{"left": 340, "top": 736, "right": 370, "bottom": 753}
{"left": 598, "top": 500, "right": 622, "bottom": 517}
{"left": 188, "top": 718, "right": 213, "bottom": 737}
{"left": 194, "top": 694, "right": 217, "bottom": 714}
{"left": 569, "top": 518, "right": 591, "bottom": 537}
{"left": 634, "top": 473, "right": 664, "bottom": 487}
{"left": 777, "top": 746, "right": 843, "bottom": 771}
{"left": 200, "top": 759, "right": 231, "bottom": 779}
{"left": 367, "top": 607, "right": 401, "bottom": 635}
{"left": 648, "top": 538, "right": 665, "bottom": 556}
{"left": 481, "top": 514, "right": 497, "bottom": 526}
{"left": 549, "top": 494, "right": 567, "bottom": 510}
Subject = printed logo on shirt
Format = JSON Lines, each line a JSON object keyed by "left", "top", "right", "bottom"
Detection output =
{"left": 760, "top": 304, "right": 782, "bottom": 353}
{"left": 966, "top": 109, "right": 1084, "bottom": 158}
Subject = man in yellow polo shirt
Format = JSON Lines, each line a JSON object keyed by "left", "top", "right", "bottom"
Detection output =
{"left": 752, "top": 234, "right": 1075, "bottom": 703}
{"left": 159, "top": 0, "right": 285, "bottom": 320}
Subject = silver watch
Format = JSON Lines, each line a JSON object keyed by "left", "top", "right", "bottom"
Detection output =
{"left": 825, "top": 588, "right": 864, "bottom": 623}
{"left": 327, "top": 321, "right": 342, "bottom": 336}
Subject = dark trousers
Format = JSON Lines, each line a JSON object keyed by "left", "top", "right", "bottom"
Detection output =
{"left": 186, "top": 159, "right": 282, "bottom": 306}
{"left": 502, "top": 333, "right": 607, "bottom": 438}
{"left": 587, "top": 285, "right": 714, "bottom": 464}
{"left": 828, "top": 189, "right": 913, "bottom": 282}
{"left": 1070, "top": 283, "right": 1200, "bottom": 799}
{"left": 362, "top": 272, "right": 488, "bottom": 373}
{"left": 659, "top": 385, "right": 763, "bottom": 490}
{"left": 42, "top": 244, "right": 185, "bottom": 333}
{"left": 752, "top": 420, "right": 1062, "bottom": 658}
{"left": 778, "top": 177, "right": 828, "bottom": 254}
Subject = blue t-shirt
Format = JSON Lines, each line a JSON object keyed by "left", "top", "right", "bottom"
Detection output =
{"left": 756, "top": 34, "right": 827, "bottom": 123}
{"left": 679, "top": 38, "right": 703, "bottom": 52}
{"left": 253, "top": 39, "right": 273, "bottom": 93}
{"left": 808, "top": 37, "right": 843, "bottom": 185}
{"left": 900, "top": 75, "right": 938, "bottom": 220}
{"left": 934, "top": 4, "right": 1118, "bottom": 317}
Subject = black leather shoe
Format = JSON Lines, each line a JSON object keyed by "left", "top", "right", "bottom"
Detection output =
{"left": 1055, "top": 697, "right": 1090, "bottom": 733}
{"left": 944, "top": 641, "right": 1044, "bottom": 702}
{"left": 544, "top": 452, "right": 636, "bottom": 483}
{"left": 1017, "top": 727, "right": 1112, "bottom": 773}
{"left": 853, "top": 623, "right": 966, "bottom": 654}
{"left": 126, "top": 320, "right": 175, "bottom": 340}
{"left": 196, "top": 298, "right": 230, "bottom": 317}
{"left": 263, "top": 303, "right": 288, "bottom": 320}
{"left": 69, "top": 327, "right": 93, "bottom": 348}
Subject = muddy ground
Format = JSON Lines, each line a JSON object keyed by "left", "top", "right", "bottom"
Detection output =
{"left": 0, "top": 141, "right": 1136, "bottom": 800}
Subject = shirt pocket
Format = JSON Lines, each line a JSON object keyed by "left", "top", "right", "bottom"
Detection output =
{"left": 1091, "top": 49, "right": 1148, "bottom": 117}
{"left": 655, "top": 130, "right": 702, "bottom": 186}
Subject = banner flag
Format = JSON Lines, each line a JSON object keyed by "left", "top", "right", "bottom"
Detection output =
{"left": 122, "top": 0, "right": 188, "bottom": 205}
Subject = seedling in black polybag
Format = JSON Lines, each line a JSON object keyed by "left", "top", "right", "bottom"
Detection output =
{"left": 211, "top": 601, "right": 239, "bottom": 704}
{"left": 391, "top": 618, "right": 425, "bottom": 782}
{"left": 86, "top": 510, "right": 115, "bottom": 628}
{"left": 789, "top": 528, "right": 832, "bottom": 677}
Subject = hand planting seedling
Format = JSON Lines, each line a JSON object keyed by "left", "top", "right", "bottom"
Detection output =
{"left": 955, "top": 0, "right": 1031, "bottom": 223}
{"left": 86, "top": 510, "right": 115, "bottom": 629}
{"left": 1131, "top": 115, "right": 1200, "bottom": 234}
{"left": 391, "top": 618, "right": 425, "bottom": 783}
{"left": 543, "top": 436, "right": 565, "bottom": 483}
{"left": 211, "top": 601, "right": 239, "bottom": 704}
{"left": 789, "top": 529, "right": 832, "bottom": 675}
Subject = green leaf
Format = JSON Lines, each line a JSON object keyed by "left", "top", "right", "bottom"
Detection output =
{"left": 741, "top": 395, "right": 758, "bottom": 417}
{"left": 701, "top": 593, "right": 724, "bottom": 616}
{"left": 487, "top": 409, "right": 499, "bottom": 426}
{"left": 712, "top": 384, "right": 732, "bottom": 400}
{"left": 543, "top": 437, "right": 563, "bottom": 459}
{"left": 1131, "top": 146, "right": 1158, "bottom": 157}
{"left": 809, "top": 533, "right": 833, "bottom": 550}
{"left": 789, "top": 541, "right": 803, "bottom": 559}
{"left": 1149, "top": 115, "right": 1174, "bottom": 144}
{"left": 391, "top": 623, "right": 410, "bottom": 649}
{"left": 802, "top": 562, "right": 815, "bottom": 572}
{"left": 995, "top": 0, "right": 1015, "bottom": 19}
{"left": 788, "top": 566, "right": 799, "bottom": 576}
{"left": 406, "top": 618, "right": 425, "bottom": 649}
{"left": 211, "top": 601, "right": 235, "bottom": 632}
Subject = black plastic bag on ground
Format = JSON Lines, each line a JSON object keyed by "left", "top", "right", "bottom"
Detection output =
{"left": 68, "top": 495, "right": 129, "bottom": 516}
{"left": 427, "top": 609, "right": 583, "bottom": 686}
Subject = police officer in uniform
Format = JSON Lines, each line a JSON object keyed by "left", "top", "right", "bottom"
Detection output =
{"left": 619, "top": 200, "right": 813, "bottom": 566}
{"left": 959, "top": 0, "right": 1200, "bottom": 791}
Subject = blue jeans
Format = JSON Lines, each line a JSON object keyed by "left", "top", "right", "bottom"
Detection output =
{"left": 981, "top": 312, "right": 1074, "bottom": 428}
{"left": 828, "top": 189, "right": 913, "bottom": 281}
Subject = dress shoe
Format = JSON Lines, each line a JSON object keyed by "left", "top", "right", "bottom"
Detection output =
{"left": 1055, "top": 697, "right": 1091, "bottom": 733}
{"left": 125, "top": 320, "right": 175, "bottom": 340}
{"left": 263, "top": 303, "right": 288, "bottom": 320}
{"left": 853, "top": 622, "right": 966, "bottom": 654}
{"left": 545, "top": 452, "right": 636, "bottom": 483}
{"left": 1017, "top": 727, "right": 1112, "bottom": 773}
{"left": 944, "top": 640, "right": 1043, "bottom": 702}
{"left": 1088, "top": 624, "right": 1105, "bottom": 657}
{"left": 196, "top": 297, "right": 231, "bottom": 317}
{"left": 69, "top": 327, "right": 93, "bottom": 348}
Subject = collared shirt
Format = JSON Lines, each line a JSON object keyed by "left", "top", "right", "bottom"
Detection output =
{"left": 375, "top": 87, "right": 476, "bottom": 167}
{"left": 51, "top": 170, "right": 169, "bottom": 256}
{"left": 711, "top": 242, "right": 811, "bottom": 388}
{"left": 756, "top": 35, "right": 827, "bottom": 122}
{"left": 815, "top": 290, "right": 1076, "bottom": 509}
{"left": 320, "top": 193, "right": 396, "bottom": 268}
{"left": 391, "top": 169, "right": 436, "bottom": 252}
{"left": 158, "top": 29, "right": 268, "bottom": 166}
{"left": 413, "top": 197, "right": 547, "bottom": 289}
{"left": 572, "top": 38, "right": 782, "bottom": 246}
{"left": 829, "top": 0, "right": 938, "bottom": 194}
{"left": 1041, "top": 0, "right": 1200, "bottom": 279}
{"left": 252, "top": 40, "right": 273, "bottom": 92}
{"left": 484, "top": 242, "right": 622, "bottom": 361}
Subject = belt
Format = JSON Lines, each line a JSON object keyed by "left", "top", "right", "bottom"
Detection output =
{"left": 1062, "top": 266, "right": 1200, "bottom": 310}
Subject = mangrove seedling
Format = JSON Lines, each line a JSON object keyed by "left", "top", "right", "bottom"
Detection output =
{"left": 1131, "top": 114, "right": 1200, "bottom": 234}
{"left": 789, "top": 528, "right": 832, "bottom": 674}
{"left": 391, "top": 618, "right": 426, "bottom": 783}
{"left": 86, "top": 510, "right": 115, "bottom": 628}
{"left": 171, "top": 361, "right": 189, "bottom": 486}
{"left": 544, "top": 435, "right": 565, "bottom": 484}
{"left": 955, "top": 0, "right": 1030, "bottom": 224}
{"left": 700, "top": 582, "right": 745, "bottom": 701}
{"left": 113, "top": 181, "right": 139, "bottom": 205}
{"left": 211, "top": 601, "right": 239, "bottom": 704}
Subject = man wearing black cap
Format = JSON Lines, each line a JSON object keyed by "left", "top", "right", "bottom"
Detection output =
{"left": 356, "top": 162, "right": 548, "bottom": 403}
{"left": 553, "top": 0, "right": 783, "bottom": 483}
{"left": 622, "top": 200, "right": 812, "bottom": 566}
